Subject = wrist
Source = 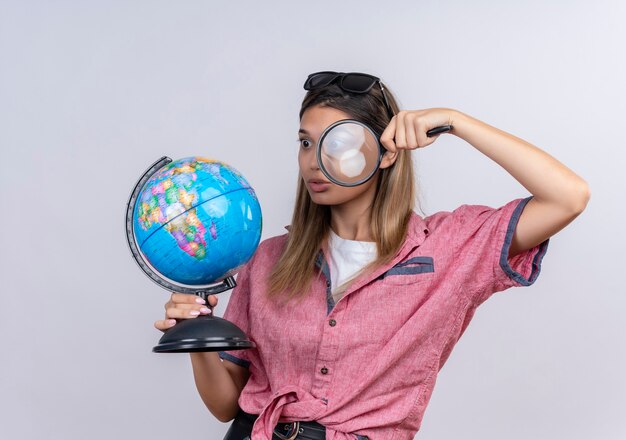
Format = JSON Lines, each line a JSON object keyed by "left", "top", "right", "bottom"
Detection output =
{"left": 448, "top": 110, "right": 475, "bottom": 139}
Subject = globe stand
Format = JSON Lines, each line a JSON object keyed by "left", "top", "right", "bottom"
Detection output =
{"left": 126, "top": 156, "right": 257, "bottom": 354}
{"left": 153, "top": 280, "right": 256, "bottom": 353}
{"left": 153, "top": 314, "right": 256, "bottom": 353}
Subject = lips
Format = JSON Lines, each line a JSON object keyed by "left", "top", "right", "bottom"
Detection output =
{"left": 307, "top": 179, "right": 331, "bottom": 192}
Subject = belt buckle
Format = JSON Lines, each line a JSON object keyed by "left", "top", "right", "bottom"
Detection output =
{"left": 273, "top": 421, "right": 300, "bottom": 440}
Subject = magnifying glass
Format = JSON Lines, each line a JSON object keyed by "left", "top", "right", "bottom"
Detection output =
{"left": 317, "top": 119, "right": 453, "bottom": 187}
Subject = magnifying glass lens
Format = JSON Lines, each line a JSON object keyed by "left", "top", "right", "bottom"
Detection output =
{"left": 319, "top": 121, "right": 381, "bottom": 186}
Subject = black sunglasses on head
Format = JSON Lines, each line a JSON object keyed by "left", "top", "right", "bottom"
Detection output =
{"left": 303, "top": 70, "right": 454, "bottom": 139}
{"left": 303, "top": 71, "right": 395, "bottom": 118}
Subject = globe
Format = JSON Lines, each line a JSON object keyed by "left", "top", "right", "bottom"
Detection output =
{"left": 130, "top": 156, "right": 262, "bottom": 290}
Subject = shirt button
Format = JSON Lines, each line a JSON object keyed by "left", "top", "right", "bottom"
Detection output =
{"left": 326, "top": 280, "right": 331, "bottom": 287}
{"left": 329, "top": 319, "right": 336, "bottom": 327}
{"left": 320, "top": 367, "right": 328, "bottom": 374}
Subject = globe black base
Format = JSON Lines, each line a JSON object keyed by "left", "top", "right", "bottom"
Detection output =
{"left": 153, "top": 314, "right": 256, "bottom": 353}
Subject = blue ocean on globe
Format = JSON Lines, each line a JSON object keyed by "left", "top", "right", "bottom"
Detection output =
{"left": 132, "top": 157, "right": 262, "bottom": 286}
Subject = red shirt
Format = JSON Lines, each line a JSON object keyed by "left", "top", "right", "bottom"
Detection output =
{"left": 218, "top": 197, "right": 548, "bottom": 440}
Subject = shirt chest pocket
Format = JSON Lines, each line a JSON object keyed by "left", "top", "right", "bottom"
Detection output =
{"left": 380, "top": 256, "right": 435, "bottom": 286}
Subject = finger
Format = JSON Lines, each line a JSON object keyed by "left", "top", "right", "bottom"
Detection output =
{"left": 380, "top": 116, "right": 397, "bottom": 152}
{"left": 169, "top": 303, "right": 206, "bottom": 311}
{"left": 207, "top": 295, "right": 218, "bottom": 307}
{"left": 165, "top": 305, "right": 211, "bottom": 320}
{"left": 171, "top": 292, "right": 206, "bottom": 305}
{"left": 154, "top": 319, "right": 177, "bottom": 332}
{"left": 395, "top": 112, "right": 407, "bottom": 149}
{"left": 404, "top": 113, "right": 418, "bottom": 149}
{"left": 415, "top": 119, "right": 430, "bottom": 148}
{"left": 418, "top": 129, "right": 440, "bottom": 148}
{"left": 424, "top": 133, "right": 440, "bottom": 147}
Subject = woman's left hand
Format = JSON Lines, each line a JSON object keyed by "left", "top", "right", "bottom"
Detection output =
{"left": 380, "top": 108, "right": 457, "bottom": 152}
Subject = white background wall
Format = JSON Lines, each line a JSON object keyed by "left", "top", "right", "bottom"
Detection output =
{"left": 1, "top": 1, "right": 624, "bottom": 439}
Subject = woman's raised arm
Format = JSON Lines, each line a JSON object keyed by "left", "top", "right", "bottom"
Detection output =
{"left": 381, "top": 108, "right": 591, "bottom": 256}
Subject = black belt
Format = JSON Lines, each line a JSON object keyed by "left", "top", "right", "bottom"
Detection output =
{"left": 223, "top": 409, "right": 326, "bottom": 440}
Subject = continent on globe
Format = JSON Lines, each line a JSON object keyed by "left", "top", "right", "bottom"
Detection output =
{"left": 132, "top": 157, "right": 262, "bottom": 286}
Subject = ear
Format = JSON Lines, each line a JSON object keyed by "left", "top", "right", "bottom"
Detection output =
{"left": 379, "top": 150, "right": 398, "bottom": 169}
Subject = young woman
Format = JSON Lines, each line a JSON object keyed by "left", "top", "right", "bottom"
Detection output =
{"left": 155, "top": 71, "right": 590, "bottom": 440}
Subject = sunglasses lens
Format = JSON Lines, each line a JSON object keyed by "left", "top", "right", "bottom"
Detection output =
{"left": 305, "top": 72, "right": 338, "bottom": 90}
{"left": 341, "top": 74, "right": 377, "bottom": 92}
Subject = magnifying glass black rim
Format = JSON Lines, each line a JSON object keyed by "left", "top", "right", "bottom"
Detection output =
{"left": 316, "top": 119, "right": 384, "bottom": 187}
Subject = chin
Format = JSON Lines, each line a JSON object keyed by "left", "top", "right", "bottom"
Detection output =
{"left": 308, "top": 193, "right": 331, "bottom": 205}
{"left": 308, "top": 191, "right": 347, "bottom": 206}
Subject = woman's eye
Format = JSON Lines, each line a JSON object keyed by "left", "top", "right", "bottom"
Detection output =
{"left": 299, "top": 139, "right": 312, "bottom": 149}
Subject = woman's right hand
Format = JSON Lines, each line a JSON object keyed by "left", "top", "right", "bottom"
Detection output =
{"left": 154, "top": 293, "right": 218, "bottom": 332}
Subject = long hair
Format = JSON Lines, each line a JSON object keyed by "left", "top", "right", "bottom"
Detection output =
{"left": 267, "top": 80, "right": 416, "bottom": 301}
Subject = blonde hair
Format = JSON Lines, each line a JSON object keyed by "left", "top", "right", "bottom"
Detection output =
{"left": 267, "top": 82, "right": 415, "bottom": 301}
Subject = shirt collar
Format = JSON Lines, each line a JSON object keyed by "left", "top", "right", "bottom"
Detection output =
{"left": 404, "top": 211, "right": 430, "bottom": 248}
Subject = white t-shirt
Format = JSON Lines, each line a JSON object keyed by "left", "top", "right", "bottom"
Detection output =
{"left": 327, "top": 229, "right": 378, "bottom": 303}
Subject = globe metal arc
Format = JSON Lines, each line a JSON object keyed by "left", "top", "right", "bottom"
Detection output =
{"left": 125, "top": 156, "right": 262, "bottom": 352}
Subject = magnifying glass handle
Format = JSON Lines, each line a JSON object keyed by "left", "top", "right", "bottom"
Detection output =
{"left": 427, "top": 125, "right": 453, "bottom": 137}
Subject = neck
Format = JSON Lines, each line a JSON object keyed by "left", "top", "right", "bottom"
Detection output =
{"left": 329, "top": 184, "right": 376, "bottom": 242}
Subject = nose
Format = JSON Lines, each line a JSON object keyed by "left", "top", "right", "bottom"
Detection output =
{"left": 305, "top": 146, "right": 319, "bottom": 171}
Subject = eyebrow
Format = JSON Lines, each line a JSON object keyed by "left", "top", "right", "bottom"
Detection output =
{"left": 298, "top": 128, "right": 310, "bottom": 136}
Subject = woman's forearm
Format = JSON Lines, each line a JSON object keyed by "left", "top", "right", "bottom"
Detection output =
{"left": 189, "top": 352, "right": 242, "bottom": 423}
{"left": 450, "top": 110, "right": 590, "bottom": 211}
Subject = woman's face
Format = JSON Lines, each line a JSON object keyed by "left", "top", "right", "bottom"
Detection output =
{"left": 298, "top": 105, "right": 380, "bottom": 207}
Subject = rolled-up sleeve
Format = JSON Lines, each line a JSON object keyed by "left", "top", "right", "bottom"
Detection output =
{"left": 452, "top": 196, "right": 549, "bottom": 305}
